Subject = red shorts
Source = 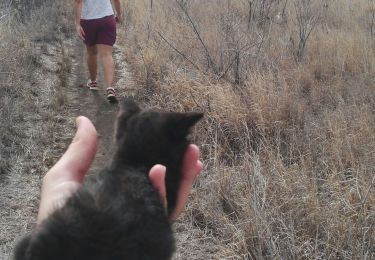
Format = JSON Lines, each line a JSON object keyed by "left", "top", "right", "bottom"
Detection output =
{"left": 80, "top": 15, "right": 116, "bottom": 46}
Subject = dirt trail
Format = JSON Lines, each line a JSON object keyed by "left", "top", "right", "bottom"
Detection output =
{"left": 0, "top": 35, "right": 133, "bottom": 259}
{"left": 65, "top": 39, "right": 118, "bottom": 174}
{"left": 63, "top": 35, "right": 136, "bottom": 175}
{"left": 64, "top": 41, "right": 206, "bottom": 260}
{"left": 58, "top": 39, "right": 207, "bottom": 260}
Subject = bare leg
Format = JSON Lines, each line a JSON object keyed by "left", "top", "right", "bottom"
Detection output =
{"left": 86, "top": 45, "right": 98, "bottom": 82}
{"left": 97, "top": 44, "right": 114, "bottom": 88}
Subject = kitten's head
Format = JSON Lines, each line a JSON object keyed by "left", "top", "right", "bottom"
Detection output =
{"left": 113, "top": 99, "right": 203, "bottom": 213}
{"left": 113, "top": 99, "right": 202, "bottom": 169}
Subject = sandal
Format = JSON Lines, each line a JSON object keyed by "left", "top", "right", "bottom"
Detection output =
{"left": 87, "top": 79, "right": 99, "bottom": 90}
{"left": 106, "top": 87, "right": 118, "bottom": 102}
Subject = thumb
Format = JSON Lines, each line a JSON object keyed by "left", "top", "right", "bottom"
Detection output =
{"left": 149, "top": 165, "right": 167, "bottom": 209}
{"left": 38, "top": 117, "right": 97, "bottom": 224}
{"left": 46, "top": 116, "right": 97, "bottom": 183}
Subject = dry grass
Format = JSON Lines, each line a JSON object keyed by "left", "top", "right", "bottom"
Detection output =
{"left": 122, "top": 0, "right": 375, "bottom": 258}
{"left": 0, "top": 1, "right": 74, "bottom": 258}
{"left": 1, "top": 0, "right": 374, "bottom": 259}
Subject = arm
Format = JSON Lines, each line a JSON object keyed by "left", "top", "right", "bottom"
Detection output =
{"left": 111, "top": 0, "right": 122, "bottom": 22}
{"left": 73, "top": 0, "right": 85, "bottom": 40}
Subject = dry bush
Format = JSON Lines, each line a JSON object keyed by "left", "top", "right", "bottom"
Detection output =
{"left": 122, "top": 0, "right": 375, "bottom": 258}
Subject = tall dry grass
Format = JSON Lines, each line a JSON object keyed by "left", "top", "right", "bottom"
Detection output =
{"left": 0, "top": 1, "right": 74, "bottom": 258}
{"left": 1, "top": 0, "right": 373, "bottom": 258}
{"left": 121, "top": 0, "right": 374, "bottom": 258}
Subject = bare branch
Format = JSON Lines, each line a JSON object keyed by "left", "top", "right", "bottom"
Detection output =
{"left": 157, "top": 31, "right": 203, "bottom": 74}
{"left": 175, "top": 0, "right": 218, "bottom": 75}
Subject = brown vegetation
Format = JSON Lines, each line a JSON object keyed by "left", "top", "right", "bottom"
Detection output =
{"left": 0, "top": 1, "right": 74, "bottom": 258}
{"left": 121, "top": 0, "right": 374, "bottom": 258}
{"left": 1, "top": 0, "right": 374, "bottom": 259}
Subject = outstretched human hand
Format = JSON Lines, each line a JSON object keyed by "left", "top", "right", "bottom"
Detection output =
{"left": 37, "top": 116, "right": 202, "bottom": 225}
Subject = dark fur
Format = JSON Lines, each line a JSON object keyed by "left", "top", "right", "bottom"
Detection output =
{"left": 14, "top": 99, "right": 203, "bottom": 260}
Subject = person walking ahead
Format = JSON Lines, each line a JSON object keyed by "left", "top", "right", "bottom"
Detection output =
{"left": 74, "top": 0, "right": 121, "bottom": 102}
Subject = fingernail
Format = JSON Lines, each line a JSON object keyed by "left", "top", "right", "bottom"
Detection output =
{"left": 156, "top": 164, "right": 166, "bottom": 172}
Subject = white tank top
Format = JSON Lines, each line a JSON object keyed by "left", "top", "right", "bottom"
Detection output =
{"left": 81, "top": 0, "right": 114, "bottom": 20}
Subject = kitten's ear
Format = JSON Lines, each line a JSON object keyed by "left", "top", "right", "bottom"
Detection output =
{"left": 115, "top": 99, "right": 141, "bottom": 141}
{"left": 167, "top": 112, "right": 203, "bottom": 140}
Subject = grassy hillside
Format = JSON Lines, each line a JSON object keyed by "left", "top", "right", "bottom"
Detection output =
{"left": 121, "top": 0, "right": 374, "bottom": 258}
{"left": 0, "top": 0, "right": 374, "bottom": 259}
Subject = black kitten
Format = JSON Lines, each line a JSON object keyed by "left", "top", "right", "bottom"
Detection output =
{"left": 14, "top": 99, "right": 203, "bottom": 260}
